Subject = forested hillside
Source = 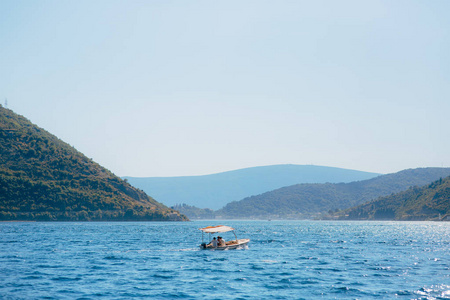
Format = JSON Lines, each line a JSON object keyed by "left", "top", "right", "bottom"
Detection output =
{"left": 171, "top": 204, "right": 215, "bottom": 220}
{"left": 216, "top": 168, "right": 450, "bottom": 219}
{"left": 0, "top": 106, "right": 187, "bottom": 221}
{"left": 338, "top": 176, "right": 450, "bottom": 220}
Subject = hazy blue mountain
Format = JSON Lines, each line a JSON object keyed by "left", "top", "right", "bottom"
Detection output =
{"left": 124, "top": 165, "right": 380, "bottom": 209}
{"left": 216, "top": 168, "right": 450, "bottom": 219}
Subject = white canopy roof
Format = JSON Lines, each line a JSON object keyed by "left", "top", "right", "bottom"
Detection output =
{"left": 199, "top": 225, "right": 234, "bottom": 233}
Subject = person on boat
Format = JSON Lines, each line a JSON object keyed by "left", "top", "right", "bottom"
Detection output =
{"left": 218, "top": 236, "right": 226, "bottom": 246}
{"left": 209, "top": 237, "right": 218, "bottom": 248}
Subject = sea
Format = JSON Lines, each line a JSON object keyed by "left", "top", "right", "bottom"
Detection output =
{"left": 1, "top": 220, "right": 449, "bottom": 299}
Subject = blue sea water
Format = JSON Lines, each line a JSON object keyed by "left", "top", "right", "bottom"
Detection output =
{"left": 1, "top": 221, "right": 449, "bottom": 299}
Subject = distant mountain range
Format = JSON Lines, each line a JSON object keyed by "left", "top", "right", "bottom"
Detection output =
{"left": 124, "top": 165, "right": 380, "bottom": 210}
{"left": 337, "top": 176, "right": 450, "bottom": 221}
{"left": 0, "top": 106, "right": 187, "bottom": 221}
{"left": 216, "top": 168, "right": 450, "bottom": 219}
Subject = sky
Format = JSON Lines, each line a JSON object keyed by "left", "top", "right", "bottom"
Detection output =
{"left": 1, "top": 0, "right": 449, "bottom": 177}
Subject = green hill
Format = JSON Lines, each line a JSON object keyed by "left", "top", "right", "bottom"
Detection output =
{"left": 125, "top": 165, "right": 380, "bottom": 210}
{"left": 0, "top": 106, "right": 187, "bottom": 221}
{"left": 337, "top": 176, "right": 450, "bottom": 221}
{"left": 171, "top": 204, "right": 215, "bottom": 220}
{"left": 216, "top": 168, "right": 450, "bottom": 219}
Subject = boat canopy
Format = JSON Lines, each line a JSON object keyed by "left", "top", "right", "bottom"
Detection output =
{"left": 199, "top": 225, "right": 234, "bottom": 233}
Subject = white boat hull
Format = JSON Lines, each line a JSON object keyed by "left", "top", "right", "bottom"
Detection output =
{"left": 200, "top": 239, "right": 250, "bottom": 250}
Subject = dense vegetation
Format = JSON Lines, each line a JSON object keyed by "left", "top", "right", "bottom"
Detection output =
{"left": 0, "top": 106, "right": 187, "bottom": 221}
{"left": 216, "top": 168, "right": 450, "bottom": 219}
{"left": 125, "top": 165, "right": 380, "bottom": 210}
{"left": 335, "top": 176, "right": 450, "bottom": 221}
{"left": 171, "top": 204, "right": 215, "bottom": 220}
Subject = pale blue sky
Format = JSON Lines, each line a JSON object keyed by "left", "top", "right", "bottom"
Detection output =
{"left": 1, "top": 0, "right": 449, "bottom": 177}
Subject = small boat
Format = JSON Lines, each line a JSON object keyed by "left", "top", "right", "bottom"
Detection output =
{"left": 199, "top": 225, "right": 250, "bottom": 250}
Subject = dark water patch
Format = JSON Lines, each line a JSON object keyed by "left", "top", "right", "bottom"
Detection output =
{"left": 136, "top": 267, "right": 153, "bottom": 271}
{"left": 22, "top": 275, "right": 43, "bottom": 280}
{"left": 56, "top": 289, "right": 79, "bottom": 295}
{"left": 1, "top": 240, "right": 20, "bottom": 244}
{"left": 1, "top": 258, "right": 22, "bottom": 263}
{"left": 213, "top": 257, "right": 228, "bottom": 261}
{"left": 250, "top": 264, "right": 264, "bottom": 270}
{"left": 89, "top": 292, "right": 111, "bottom": 297}
{"left": 36, "top": 264, "right": 63, "bottom": 269}
{"left": 348, "top": 281, "right": 366, "bottom": 287}
{"left": 263, "top": 283, "right": 293, "bottom": 291}
{"left": 156, "top": 291, "right": 193, "bottom": 298}
{"left": 103, "top": 254, "right": 132, "bottom": 261}
{"left": 7, "top": 283, "right": 34, "bottom": 288}
{"left": 278, "top": 278, "right": 292, "bottom": 284}
{"left": 153, "top": 273, "right": 176, "bottom": 279}
{"left": 277, "top": 271, "right": 294, "bottom": 276}
{"left": 89, "top": 265, "right": 105, "bottom": 270}
{"left": 183, "top": 267, "right": 206, "bottom": 272}
{"left": 51, "top": 276, "right": 82, "bottom": 282}
{"left": 206, "top": 268, "right": 230, "bottom": 274}
{"left": 234, "top": 277, "right": 247, "bottom": 281}
{"left": 133, "top": 286, "right": 154, "bottom": 292}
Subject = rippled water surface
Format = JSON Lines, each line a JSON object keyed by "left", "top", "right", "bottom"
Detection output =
{"left": 1, "top": 221, "right": 449, "bottom": 299}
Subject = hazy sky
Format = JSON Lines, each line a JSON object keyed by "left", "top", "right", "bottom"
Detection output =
{"left": 1, "top": 0, "right": 449, "bottom": 177}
